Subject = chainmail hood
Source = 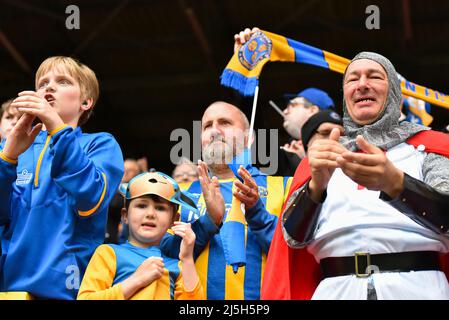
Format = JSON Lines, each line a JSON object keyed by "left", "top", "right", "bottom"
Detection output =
{"left": 340, "top": 52, "right": 427, "bottom": 151}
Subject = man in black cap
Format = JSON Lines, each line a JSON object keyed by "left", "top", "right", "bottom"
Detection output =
{"left": 300, "top": 110, "right": 344, "bottom": 154}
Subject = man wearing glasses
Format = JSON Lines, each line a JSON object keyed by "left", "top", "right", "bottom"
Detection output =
{"left": 278, "top": 87, "right": 336, "bottom": 176}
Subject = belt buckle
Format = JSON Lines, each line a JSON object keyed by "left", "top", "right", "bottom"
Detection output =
{"left": 354, "top": 252, "right": 371, "bottom": 278}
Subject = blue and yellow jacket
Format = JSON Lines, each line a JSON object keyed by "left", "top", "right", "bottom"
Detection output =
{"left": 161, "top": 169, "right": 291, "bottom": 300}
{"left": 77, "top": 242, "right": 204, "bottom": 300}
{"left": 0, "top": 126, "right": 124, "bottom": 299}
{"left": 0, "top": 141, "right": 4, "bottom": 258}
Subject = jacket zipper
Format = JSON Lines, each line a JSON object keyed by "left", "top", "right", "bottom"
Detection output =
{"left": 34, "top": 135, "right": 51, "bottom": 188}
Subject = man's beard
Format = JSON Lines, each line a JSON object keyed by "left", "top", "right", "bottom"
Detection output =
{"left": 202, "top": 132, "right": 247, "bottom": 166}
{"left": 202, "top": 139, "right": 235, "bottom": 166}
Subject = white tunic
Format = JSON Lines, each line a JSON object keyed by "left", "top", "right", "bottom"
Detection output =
{"left": 307, "top": 142, "right": 449, "bottom": 299}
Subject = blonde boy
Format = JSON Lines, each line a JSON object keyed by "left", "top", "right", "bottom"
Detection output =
{"left": 0, "top": 56, "right": 124, "bottom": 299}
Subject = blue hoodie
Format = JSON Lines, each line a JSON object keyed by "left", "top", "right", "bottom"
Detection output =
{"left": 0, "top": 125, "right": 124, "bottom": 299}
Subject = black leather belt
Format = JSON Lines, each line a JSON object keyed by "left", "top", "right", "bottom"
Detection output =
{"left": 320, "top": 251, "right": 441, "bottom": 278}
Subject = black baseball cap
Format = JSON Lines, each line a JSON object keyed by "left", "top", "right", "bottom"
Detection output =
{"left": 301, "top": 110, "right": 343, "bottom": 151}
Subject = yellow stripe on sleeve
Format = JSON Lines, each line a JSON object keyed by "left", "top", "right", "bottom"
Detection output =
{"left": 78, "top": 173, "right": 107, "bottom": 217}
{"left": 0, "top": 151, "right": 18, "bottom": 165}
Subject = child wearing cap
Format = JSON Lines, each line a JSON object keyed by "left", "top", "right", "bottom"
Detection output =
{"left": 0, "top": 56, "right": 124, "bottom": 299}
{"left": 77, "top": 172, "right": 204, "bottom": 300}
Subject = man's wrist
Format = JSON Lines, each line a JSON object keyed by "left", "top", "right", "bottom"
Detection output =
{"left": 245, "top": 198, "right": 259, "bottom": 210}
{"left": 207, "top": 212, "right": 223, "bottom": 227}
{"left": 245, "top": 198, "right": 264, "bottom": 220}
{"left": 383, "top": 169, "right": 404, "bottom": 199}
{"left": 308, "top": 179, "right": 326, "bottom": 203}
{"left": 181, "top": 256, "right": 195, "bottom": 265}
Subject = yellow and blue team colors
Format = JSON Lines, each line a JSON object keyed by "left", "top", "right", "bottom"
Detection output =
{"left": 0, "top": 292, "right": 33, "bottom": 300}
{"left": 220, "top": 29, "right": 449, "bottom": 113}
{"left": 402, "top": 95, "right": 433, "bottom": 126}
{"left": 0, "top": 126, "right": 124, "bottom": 299}
{"left": 161, "top": 168, "right": 292, "bottom": 300}
{"left": 77, "top": 242, "right": 204, "bottom": 300}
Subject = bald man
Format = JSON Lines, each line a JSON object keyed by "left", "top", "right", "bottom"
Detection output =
{"left": 161, "top": 101, "right": 292, "bottom": 300}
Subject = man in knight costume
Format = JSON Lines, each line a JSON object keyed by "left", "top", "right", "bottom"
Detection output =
{"left": 263, "top": 52, "right": 449, "bottom": 300}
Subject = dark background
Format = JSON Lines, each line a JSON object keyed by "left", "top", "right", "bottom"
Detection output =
{"left": 1, "top": 0, "right": 448, "bottom": 173}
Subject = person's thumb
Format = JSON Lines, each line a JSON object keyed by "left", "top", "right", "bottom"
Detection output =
{"left": 29, "top": 123, "right": 43, "bottom": 139}
{"left": 329, "top": 127, "right": 341, "bottom": 142}
{"left": 356, "top": 135, "right": 381, "bottom": 154}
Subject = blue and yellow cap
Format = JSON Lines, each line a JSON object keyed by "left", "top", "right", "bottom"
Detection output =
{"left": 119, "top": 171, "right": 199, "bottom": 216}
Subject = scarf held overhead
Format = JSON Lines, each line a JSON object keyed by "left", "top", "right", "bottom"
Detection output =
{"left": 220, "top": 30, "right": 449, "bottom": 113}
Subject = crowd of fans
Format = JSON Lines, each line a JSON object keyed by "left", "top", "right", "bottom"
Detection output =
{"left": 0, "top": 27, "right": 449, "bottom": 300}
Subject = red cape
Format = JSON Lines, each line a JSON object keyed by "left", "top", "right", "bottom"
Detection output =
{"left": 261, "top": 130, "right": 449, "bottom": 300}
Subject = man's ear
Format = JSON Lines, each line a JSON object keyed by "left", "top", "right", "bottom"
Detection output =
{"left": 310, "top": 105, "right": 320, "bottom": 114}
{"left": 80, "top": 98, "right": 94, "bottom": 111}
{"left": 121, "top": 207, "right": 129, "bottom": 224}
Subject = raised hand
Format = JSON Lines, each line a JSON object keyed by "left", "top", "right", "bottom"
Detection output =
{"left": 233, "top": 27, "right": 261, "bottom": 53}
{"left": 308, "top": 128, "right": 346, "bottom": 202}
{"left": 233, "top": 165, "right": 260, "bottom": 210}
{"left": 337, "top": 135, "right": 404, "bottom": 198}
{"left": 172, "top": 221, "right": 199, "bottom": 292}
{"left": 171, "top": 221, "right": 196, "bottom": 262}
{"left": 2, "top": 113, "right": 42, "bottom": 160}
{"left": 281, "top": 139, "right": 306, "bottom": 158}
{"left": 11, "top": 91, "right": 64, "bottom": 134}
{"left": 197, "top": 160, "right": 225, "bottom": 226}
